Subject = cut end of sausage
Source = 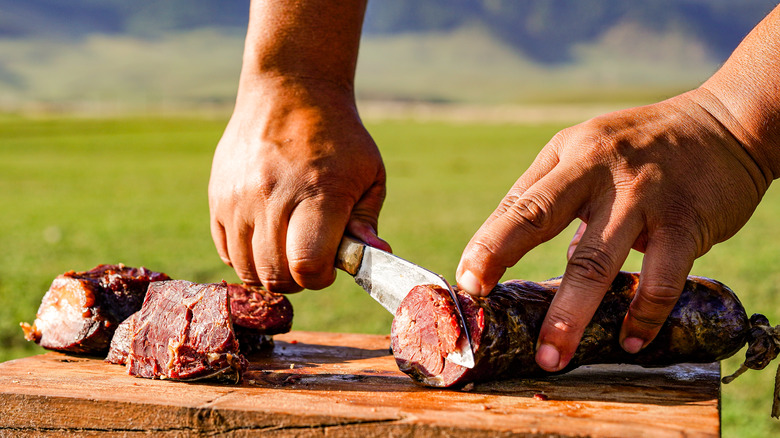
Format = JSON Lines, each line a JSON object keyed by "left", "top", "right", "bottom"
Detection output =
{"left": 127, "top": 280, "right": 247, "bottom": 382}
{"left": 105, "top": 312, "right": 138, "bottom": 365}
{"left": 21, "top": 264, "right": 170, "bottom": 354}
{"left": 227, "top": 284, "right": 293, "bottom": 335}
{"left": 391, "top": 284, "right": 482, "bottom": 387}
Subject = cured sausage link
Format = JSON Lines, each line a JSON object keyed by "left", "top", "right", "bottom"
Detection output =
{"left": 20, "top": 264, "right": 170, "bottom": 354}
{"left": 391, "top": 271, "right": 779, "bottom": 416}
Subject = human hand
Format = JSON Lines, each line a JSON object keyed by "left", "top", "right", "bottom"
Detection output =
{"left": 455, "top": 91, "right": 770, "bottom": 371}
{"left": 208, "top": 78, "right": 390, "bottom": 293}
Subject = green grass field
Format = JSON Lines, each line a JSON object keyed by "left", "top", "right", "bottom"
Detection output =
{"left": 1, "top": 115, "right": 778, "bottom": 436}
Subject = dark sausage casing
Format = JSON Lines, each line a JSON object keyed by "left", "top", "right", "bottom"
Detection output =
{"left": 391, "top": 272, "right": 750, "bottom": 387}
{"left": 21, "top": 264, "right": 170, "bottom": 354}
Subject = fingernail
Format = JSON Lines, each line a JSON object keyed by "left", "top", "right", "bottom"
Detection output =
{"left": 365, "top": 234, "right": 391, "bottom": 252}
{"left": 536, "top": 343, "right": 561, "bottom": 371}
{"left": 457, "top": 270, "right": 482, "bottom": 296}
{"left": 622, "top": 337, "right": 645, "bottom": 354}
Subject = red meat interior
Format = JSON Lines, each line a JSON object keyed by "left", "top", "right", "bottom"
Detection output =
{"left": 392, "top": 284, "right": 461, "bottom": 377}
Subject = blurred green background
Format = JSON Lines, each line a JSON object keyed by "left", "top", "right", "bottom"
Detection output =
{"left": 2, "top": 116, "right": 778, "bottom": 436}
{"left": 2, "top": 1, "right": 780, "bottom": 436}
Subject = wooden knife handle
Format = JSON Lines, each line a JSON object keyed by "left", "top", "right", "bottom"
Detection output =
{"left": 335, "top": 236, "right": 365, "bottom": 276}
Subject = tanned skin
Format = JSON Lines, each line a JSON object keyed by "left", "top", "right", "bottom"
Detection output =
{"left": 210, "top": 1, "right": 780, "bottom": 372}
{"left": 209, "top": 0, "right": 388, "bottom": 294}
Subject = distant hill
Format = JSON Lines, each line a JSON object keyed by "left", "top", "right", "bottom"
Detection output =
{"left": 0, "top": 0, "right": 247, "bottom": 38}
{"left": 0, "top": 0, "right": 777, "bottom": 109}
{"left": 3, "top": 0, "right": 776, "bottom": 62}
{"left": 363, "top": 0, "right": 778, "bottom": 64}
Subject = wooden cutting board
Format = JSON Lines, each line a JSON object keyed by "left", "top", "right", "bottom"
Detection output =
{"left": 0, "top": 331, "right": 719, "bottom": 437}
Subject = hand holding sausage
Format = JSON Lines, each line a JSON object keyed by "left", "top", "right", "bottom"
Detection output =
{"left": 456, "top": 6, "right": 780, "bottom": 372}
{"left": 457, "top": 94, "right": 767, "bottom": 370}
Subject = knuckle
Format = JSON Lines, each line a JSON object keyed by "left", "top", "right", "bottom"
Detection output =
{"left": 545, "top": 310, "right": 580, "bottom": 335}
{"left": 251, "top": 176, "right": 281, "bottom": 201}
{"left": 490, "top": 191, "right": 519, "bottom": 218}
{"left": 562, "top": 119, "right": 612, "bottom": 156}
{"left": 251, "top": 262, "right": 302, "bottom": 293}
{"left": 628, "top": 312, "right": 666, "bottom": 328}
{"left": 631, "top": 283, "right": 682, "bottom": 325}
{"left": 502, "top": 192, "right": 555, "bottom": 237}
{"left": 545, "top": 127, "right": 575, "bottom": 153}
{"left": 515, "top": 196, "right": 552, "bottom": 230}
{"left": 565, "top": 247, "right": 617, "bottom": 287}
{"left": 462, "top": 238, "right": 511, "bottom": 278}
{"left": 465, "top": 238, "right": 500, "bottom": 264}
{"left": 234, "top": 267, "right": 260, "bottom": 285}
{"left": 656, "top": 222, "right": 704, "bottom": 256}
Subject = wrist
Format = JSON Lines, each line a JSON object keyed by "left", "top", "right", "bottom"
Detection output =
{"left": 686, "top": 87, "right": 780, "bottom": 185}
{"left": 687, "top": 5, "right": 780, "bottom": 183}
{"left": 234, "top": 71, "right": 359, "bottom": 120}
{"left": 239, "top": 55, "right": 357, "bottom": 97}
{"left": 225, "top": 71, "right": 370, "bottom": 161}
{"left": 239, "top": 0, "right": 366, "bottom": 98}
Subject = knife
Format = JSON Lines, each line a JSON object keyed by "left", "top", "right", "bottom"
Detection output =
{"left": 335, "top": 236, "right": 475, "bottom": 369}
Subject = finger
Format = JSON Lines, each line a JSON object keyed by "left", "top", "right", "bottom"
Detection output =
{"left": 249, "top": 207, "right": 303, "bottom": 293}
{"left": 567, "top": 221, "right": 587, "bottom": 260}
{"left": 210, "top": 216, "right": 232, "bottom": 266}
{"left": 619, "top": 229, "right": 696, "bottom": 352}
{"left": 535, "top": 209, "right": 643, "bottom": 372}
{"left": 456, "top": 135, "right": 569, "bottom": 295}
{"left": 224, "top": 219, "right": 262, "bottom": 286}
{"left": 346, "top": 181, "right": 391, "bottom": 253}
{"left": 456, "top": 164, "right": 590, "bottom": 297}
{"left": 348, "top": 222, "right": 392, "bottom": 253}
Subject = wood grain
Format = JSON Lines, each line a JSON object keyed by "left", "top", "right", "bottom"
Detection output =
{"left": 0, "top": 331, "right": 720, "bottom": 437}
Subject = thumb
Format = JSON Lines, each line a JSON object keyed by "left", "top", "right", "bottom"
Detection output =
{"left": 457, "top": 170, "right": 589, "bottom": 296}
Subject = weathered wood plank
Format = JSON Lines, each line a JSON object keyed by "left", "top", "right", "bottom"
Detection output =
{"left": 0, "top": 331, "right": 720, "bottom": 437}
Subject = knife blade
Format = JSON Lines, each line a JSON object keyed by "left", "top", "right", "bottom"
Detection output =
{"left": 335, "top": 236, "right": 475, "bottom": 369}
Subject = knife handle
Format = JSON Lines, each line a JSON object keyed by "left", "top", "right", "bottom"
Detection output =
{"left": 335, "top": 236, "right": 365, "bottom": 276}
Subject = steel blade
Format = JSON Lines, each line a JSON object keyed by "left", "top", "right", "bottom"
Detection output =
{"left": 353, "top": 246, "right": 447, "bottom": 315}
{"left": 352, "top": 245, "right": 475, "bottom": 369}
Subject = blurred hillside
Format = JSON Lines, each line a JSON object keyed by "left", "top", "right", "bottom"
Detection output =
{"left": 0, "top": 0, "right": 777, "bottom": 111}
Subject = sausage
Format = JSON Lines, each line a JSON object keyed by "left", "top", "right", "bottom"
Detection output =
{"left": 106, "top": 283, "right": 290, "bottom": 365}
{"left": 391, "top": 271, "right": 780, "bottom": 417}
{"left": 127, "top": 280, "right": 248, "bottom": 382}
{"left": 22, "top": 262, "right": 293, "bottom": 362}
{"left": 105, "top": 312, "right": 138, "bottom": 365}
{"left": 20, "top": 264, "right": 170, "bottom": 354}
{"left": 227, "top": 283, "right": 293, "bottom": 336}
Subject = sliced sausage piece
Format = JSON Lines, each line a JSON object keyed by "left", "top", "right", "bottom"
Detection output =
{"left": 21, "top": 264, "right": 169, "bottom": 354}
{"left": 127, "top": 280, "right": 247, "bottom": 382}
{"left": 105, "top": 312, "right": 138, "bottom": 365}
{"left": 228, "top": 283, "right": 293, "bottom": 335}
{"left": 107, "top": 284, "right": 290, "bottom": 365}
